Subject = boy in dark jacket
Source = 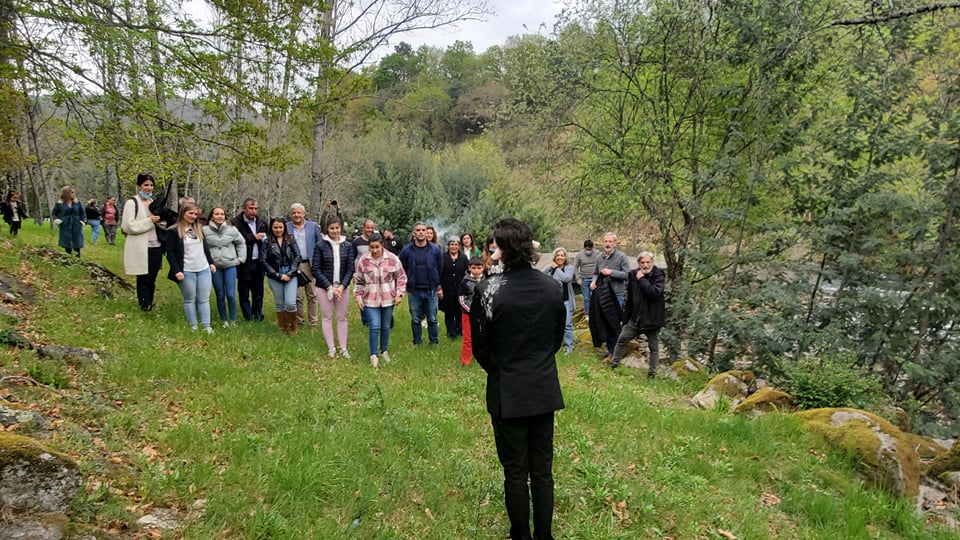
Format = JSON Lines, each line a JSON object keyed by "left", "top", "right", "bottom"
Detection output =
{"left": 458, "top": 257, "right": 484, "bottom": 366}
{"left": 609, "top": 251, "right": 666, "bottom": 377}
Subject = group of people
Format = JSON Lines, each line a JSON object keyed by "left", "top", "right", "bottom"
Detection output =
{"left": 1, "top": 187, "right": 121, "bottom": 252}
{"left": 8, "top": 175, "right": 666, "bottom": 540}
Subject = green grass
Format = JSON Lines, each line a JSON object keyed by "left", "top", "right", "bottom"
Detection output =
{"left": 1, "top": 221, "right": 955, "bottom": 539}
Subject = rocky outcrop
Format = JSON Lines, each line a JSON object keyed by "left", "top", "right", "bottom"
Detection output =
{"left": 796, "top": 408, "right": 920, "bottom": 499}
{"left": 0, "top": 432, "right": 82, "bottom": 513}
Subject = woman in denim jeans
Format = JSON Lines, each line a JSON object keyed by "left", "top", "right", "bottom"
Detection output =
{"left": 262, "top": 217, "right": 302, "bottom": 335}
{"left": 165, "top": 203, "right": 216, "bottom": 334}
{"left": 203, "top": 207, "right": 246, "bottom": 327}
{"left": 354, "top": 234, "right": 407, "bottom": 368}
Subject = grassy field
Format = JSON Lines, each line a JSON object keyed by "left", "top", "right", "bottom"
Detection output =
{"left": 1, "top": 221, "right": 953, "bottom": 539}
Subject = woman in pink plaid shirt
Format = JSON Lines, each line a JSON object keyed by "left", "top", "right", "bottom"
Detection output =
{"left": 354, "top": 233, "right": 408, "bottom": 368}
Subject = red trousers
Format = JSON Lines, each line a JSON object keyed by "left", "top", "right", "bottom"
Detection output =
{"left": 461, "top": 312, "right": 472, "bottom": 365}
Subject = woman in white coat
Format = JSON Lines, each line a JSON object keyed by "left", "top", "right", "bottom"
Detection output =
{"left": 121, "top": 173, "right": 163, "bottom": 311}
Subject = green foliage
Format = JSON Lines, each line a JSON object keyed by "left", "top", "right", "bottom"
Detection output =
{"left": 779, "top": 354, "right": 885, "bottom": 412}
{"left": 1, "top": 225, "right": 957, "bottom": 538}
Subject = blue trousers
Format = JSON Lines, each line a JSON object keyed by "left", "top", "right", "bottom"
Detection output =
{"left": 408, "top": 290, "right": 439, "bottom": 345}
{"left": 363, "top": 305, "right": 395, "bottom": 355}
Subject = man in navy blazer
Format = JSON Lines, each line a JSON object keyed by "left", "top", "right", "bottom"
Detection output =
{"left": 287, "top": 203, "right": 323, "bottom": 328}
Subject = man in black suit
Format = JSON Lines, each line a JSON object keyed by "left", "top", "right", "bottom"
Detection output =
{"left": 471, "top": 218, "right": 565, "bottom": 540}
{"left": 231, "top": 198, "right": 267, "bottom": 321}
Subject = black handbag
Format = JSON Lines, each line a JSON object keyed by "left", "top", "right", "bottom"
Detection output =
{"left": 295, "top": 270, "right": 311, "bottom": 287}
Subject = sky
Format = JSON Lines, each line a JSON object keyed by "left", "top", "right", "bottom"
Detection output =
{"left": 402, "top": 0, "right": 564, "bottom": 53}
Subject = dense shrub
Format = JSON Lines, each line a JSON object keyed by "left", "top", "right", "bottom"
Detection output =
{"left": 779, "top": 354, "right": 885, "bottom": 411}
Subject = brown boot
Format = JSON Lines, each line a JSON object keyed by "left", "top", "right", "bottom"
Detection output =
{"left": 276, "top": 311, "right": 287, "bottom": 333}
{"left": 286, "top": 311, "right": 298, "bottom": 335}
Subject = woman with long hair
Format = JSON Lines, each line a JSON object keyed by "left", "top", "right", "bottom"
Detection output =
{"left": 354, "top": 233, "right": 407, "bottom": 368}
{"left": 85, "top": 199, "right": 102, "bottom": 244}
{"left": 263, "top": 217, "right": 302, "bottom": 334}
{"left": 311, "top": 216, "right": 356, "bottom": 358}
{"left": 2, "top": 190, "right": 29, "bottom": 236}
{"left": 165, "top": 203, "right": 216, "bottom": 333}
{"left": 425, "top": 225, "right": 439, "bottom": 245}
{"left": 51, "top": 186, "right": 85, "bottom": 257}
{"left": 203, "top": 207, "right": 246, "bottom": 327}
{"left": 121, "top": 173, "right": 164, "bottom": 311}
{"left": 460, "top": 232, "right": 481, "bottom": 259}
{"left": 543, "top": 247, "right": 576, "bottom": 354}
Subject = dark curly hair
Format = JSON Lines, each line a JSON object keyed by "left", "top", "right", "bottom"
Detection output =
{"left": 492, "top": 218, "right": 537, "bottom": 269}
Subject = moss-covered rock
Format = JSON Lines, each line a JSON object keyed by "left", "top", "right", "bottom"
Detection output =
{"left": 690, "top": 370, "right": 756, "bottom": 410}
{"left": 796, "top": 408, "right": 920, "bottom": 499}
{"left": 0, "top": 404, "right": 51, "bottom": 432}
{"left": 926, "top": 441, "right": 960, "bottom": 478}
{"left": 671, "top": 357, "right": 705, "bottom": 378}
{"left": 733, "top": 388, "right": 793, "bottom": 417}
{"left": 906, "top": 434, "right": 951, "bottom": 461}
{"left": 0, "top": 432, "right": 82, "bottom": 512}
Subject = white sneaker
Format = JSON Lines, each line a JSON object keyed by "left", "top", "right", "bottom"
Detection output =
{"left": 191, "top": 325, "right": 198, "bottom": 331}
{"left": 205, "top": 326, "right": 215, "bottom": 335}
{"left": 370, "top": 355, "right": 379, "bottom": 368}
{"left": 328, "top": 349, "right": 336, "bottom": 358}
{"left": 340, "top": 348, "right": 351, "bottom": 359}
{"left": 223, "top": 322, "right": 230, "bottom": 329}
{"left": 381, "top": 351, "right": 391, "bottom": 363}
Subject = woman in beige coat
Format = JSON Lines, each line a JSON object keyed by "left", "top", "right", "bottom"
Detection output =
{"left": 121, "top": 173, "right": 163, "bottom": 311}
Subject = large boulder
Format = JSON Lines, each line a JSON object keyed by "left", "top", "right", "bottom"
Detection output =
{"left": 0, "top": 432, "right": 82, "bottom": 512}
{"left": 733, "top": 388, "right": 793, "bottom": 417}
{"left": 796, "top": 408, "right": 920, "bottom": 499}
{"left": 690, "top": 370, "right": 756, "bottom": 410}
{"left": 926, "top": 440, "right": 960, "bottom": 478}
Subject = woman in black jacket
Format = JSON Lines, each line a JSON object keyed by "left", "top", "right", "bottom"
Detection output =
{"left": 263, "top": 217, "right": 302, "bottom": 335}
{"left": 2, "top": 190, "right": 29, "bottom": 236}
{"left": 165, "top": 203, "right": 216, "bottom": 334}
{"left": 440, "top": 236, "right": 468, "bottom": 339}
{"left": 311, "top": 216, "right": 356, "bottom": 358}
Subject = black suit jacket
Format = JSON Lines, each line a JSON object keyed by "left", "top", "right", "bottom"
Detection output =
{"left": 470, "top": 264, "right": 565, "bottom": 419}
{"left": 231, "top": 213, "right": 267, "bottom": 277}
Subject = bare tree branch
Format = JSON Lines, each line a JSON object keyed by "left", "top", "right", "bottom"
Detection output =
{"left": 829, "top": 2, "right": 960, "bottom": 27}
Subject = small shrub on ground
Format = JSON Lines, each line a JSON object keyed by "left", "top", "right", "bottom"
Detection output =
{"left": 778, "top": 353, "right": 885, "bottom": 411}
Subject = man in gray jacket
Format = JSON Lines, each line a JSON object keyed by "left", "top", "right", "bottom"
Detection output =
{"left": 590, "top": 232, "right": 631, "bottom": 358}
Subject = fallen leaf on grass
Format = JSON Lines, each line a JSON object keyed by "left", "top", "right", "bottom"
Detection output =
{"left": 718, "top": 528, "right": 737, "bottom": 539}
{"left": 424, "top": 507, "right": 434, "bottom": 520}
{"left": 762, "top": 493, "right": 781, "bottom": 507}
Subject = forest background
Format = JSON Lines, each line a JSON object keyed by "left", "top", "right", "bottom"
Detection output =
{"left": 3, "top": 0, "right": 960, "bottom": 435}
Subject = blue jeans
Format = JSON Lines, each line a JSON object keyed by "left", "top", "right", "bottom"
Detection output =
{"left": 267, "top": 275, "right": 299, "bottom": 312}
{"left": 408, "top": 290, "right": 439, "bottom": 345}
{"left": 605, "top": 294, "right": 625, "bottom": 355}
{"left": 88, "top": 219, "right": 101, "bottom": 244}
{"left": 178, "top": 267, "right": 212, "bottom": 328}
{"left": 364, "top": 305, "right": 394, "bottom": 355}
{"left": 212, "top": 265, "right": 238, "bottom": 323}
{"left": 563, "top": 300, "right": 574, "bottom": 352}
{"left": 580, "top": 277, "right": 593, "bottom": 316}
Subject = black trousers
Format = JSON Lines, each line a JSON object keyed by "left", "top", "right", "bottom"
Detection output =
{"left": 136, "top": 246, "right": 163, "bottom": 310}
{"left": 237, "top": 260, "right": 265, "bottom": 321}
{"left": 491, "top": 412, "right": 556, "bottom": 540}
{"left": 442, "top": 304, "right": 462, "bottom": 338}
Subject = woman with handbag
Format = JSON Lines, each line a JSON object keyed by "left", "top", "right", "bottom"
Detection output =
{"left": 263, "top": 217, "right": 302, "bottom": 335}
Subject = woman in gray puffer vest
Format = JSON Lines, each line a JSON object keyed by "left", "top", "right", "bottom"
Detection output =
{"left": 203, "top": 207, "right": 246, "bottom": 327}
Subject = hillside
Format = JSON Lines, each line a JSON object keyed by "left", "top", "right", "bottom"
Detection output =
{"left": 0, "top": 222, "right": 955, "bottom": 539}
